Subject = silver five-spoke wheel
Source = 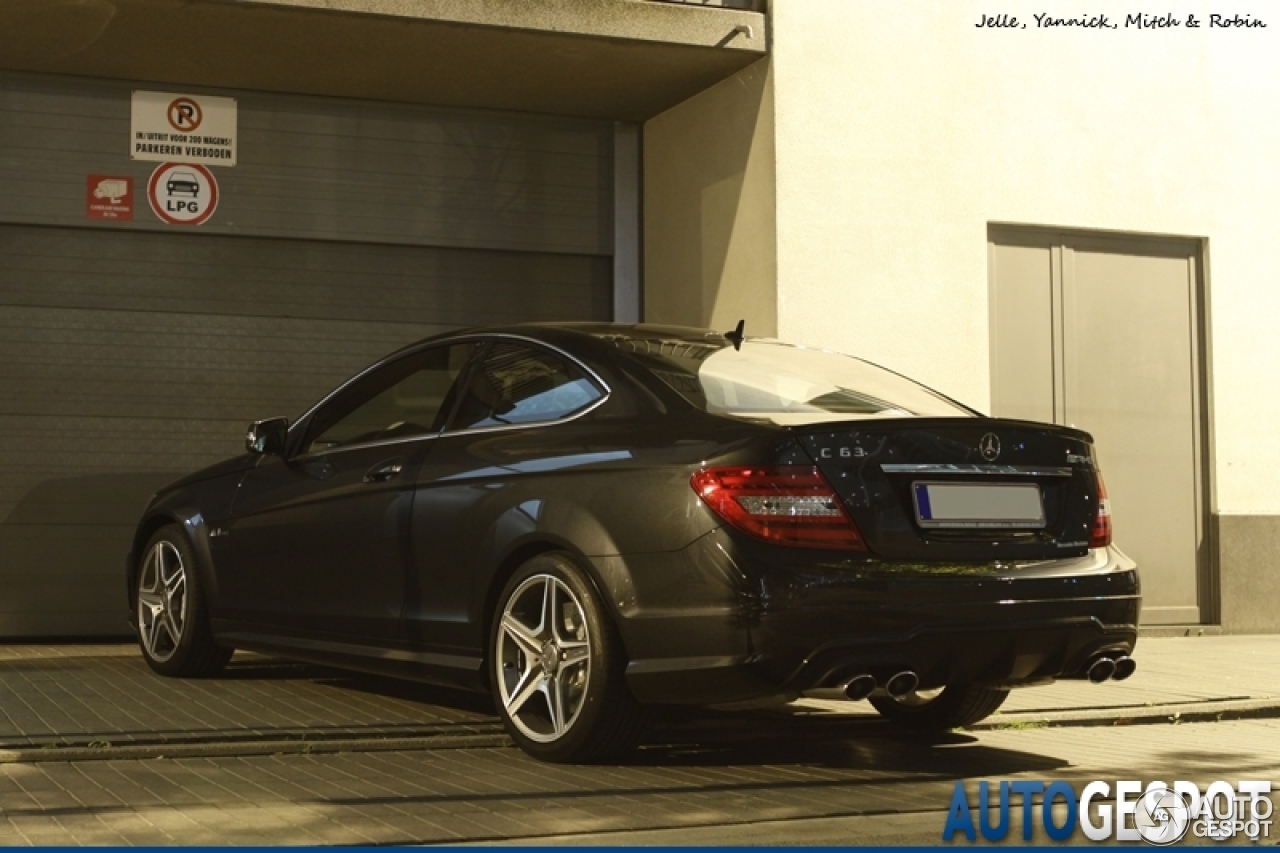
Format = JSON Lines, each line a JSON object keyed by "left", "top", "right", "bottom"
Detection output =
{"left": 134, "top": 525, "right": 233, "bottom": 678}
{"left": 137, "top": 539, "right": 188, "bottom": 663}
{"left": 496, "top": 573, "right": 592, "bottom": 743}
{"left": 491, "top": 552, "right": 643, "bottom": 762}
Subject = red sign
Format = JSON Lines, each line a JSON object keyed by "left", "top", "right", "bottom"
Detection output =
{"left": 167, "top": 97, "right": 203, "bottom": 133}
{"left": 87, "top": 176, "right": 134, "bottom": 221}
{"left": 147, "top": 162, "right": 218, "bottom": 226}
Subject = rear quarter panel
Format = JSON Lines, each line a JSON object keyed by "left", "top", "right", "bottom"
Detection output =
{"left": 404, "top": 413, "right": 776, "bottom": 655}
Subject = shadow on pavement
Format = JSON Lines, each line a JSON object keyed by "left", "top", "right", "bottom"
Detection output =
{"left": 0, "top": 649, "right": 1071, "bottom": 777}
{"left": 220, "top": 662, "right": 1074, "bottom": 775}
{"left": 308, "top": 670, "right": 497, "bottom": 716}
{"left": 627, "top": 705, "right": 1070, "bottom": 774}
{"left": 217, "top": 662, "right": 1073, "bottom": 776}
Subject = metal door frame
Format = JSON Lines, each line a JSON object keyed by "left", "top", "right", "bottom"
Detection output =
{"left": 988, "top": 223, "right": 1215, "bottom": 624}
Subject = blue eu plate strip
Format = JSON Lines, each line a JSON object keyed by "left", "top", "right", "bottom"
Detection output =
{"left": 914, "top": 483, "right": 933, "bottom": 520}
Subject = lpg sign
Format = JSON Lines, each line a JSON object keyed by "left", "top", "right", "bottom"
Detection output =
{"left": 147, "top": 162, "right": 219, "bottom": 226}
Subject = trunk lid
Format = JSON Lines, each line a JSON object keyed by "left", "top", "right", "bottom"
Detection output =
{"left": 792, "top": 418, "right": 1102, "bottom": 561}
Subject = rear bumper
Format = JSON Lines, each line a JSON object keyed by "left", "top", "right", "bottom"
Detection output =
{"left": 762, "top": 605, "right": 1138, "bottom": 694}
{"left": 604, "top": 532, "right": 1140, "bottom": 704}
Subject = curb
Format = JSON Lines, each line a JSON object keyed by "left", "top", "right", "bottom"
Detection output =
{"left": 973, "top": 697, "right": 1280, "bottom": 730}
{"left": 0, "top": 731, "right": 513, "bottom": 764}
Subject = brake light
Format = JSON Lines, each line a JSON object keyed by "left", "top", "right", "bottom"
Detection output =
{"left": 690, "top": 466, "right": 867, "bottom": 550}
{"left": 1089, "top": 472, "right": 1112, "bottom": 548}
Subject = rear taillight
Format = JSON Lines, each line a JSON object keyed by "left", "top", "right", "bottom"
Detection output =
{"left": 690, "top": 466, "right": 867, "bottom": 550}
{"left": 1089, "top": 472, "right": 1112, "bottom": 548}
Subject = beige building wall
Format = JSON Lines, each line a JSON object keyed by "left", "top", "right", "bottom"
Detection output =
{"left": 643, "top": 58, "right": 778, "bottom": 336}
{"left": 768, "top": 0, "right": 1280, "bottom": 521}
{"left": 645, "top": 1, "right": 1278, "bottom": 628}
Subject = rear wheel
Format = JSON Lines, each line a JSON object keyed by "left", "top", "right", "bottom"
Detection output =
{"left": 491, "top": 552, "right": 642, "bottom": 763}
{"left": 135, "top": 525, "right": 233, "bottom": 677}
{"left": 869, "top": 683, "right": 1008, "bottom": 730}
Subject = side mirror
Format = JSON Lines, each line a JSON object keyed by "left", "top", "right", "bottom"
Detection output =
{"left": 245, "top": 417, "right": 290, "bottom": 455}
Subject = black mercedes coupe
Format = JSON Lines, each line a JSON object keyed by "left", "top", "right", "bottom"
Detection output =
{"left": 128, "top": 323, "right": 1140, "bottom": 762}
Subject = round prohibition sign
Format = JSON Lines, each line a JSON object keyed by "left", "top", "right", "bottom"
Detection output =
{"left": 147, "top": 162, "right": 219, "bottom": 226}
{"left": 167, "top": 97, "right": 203, "bottom": 132}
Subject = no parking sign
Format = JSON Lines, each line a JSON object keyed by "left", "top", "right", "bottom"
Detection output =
{"left": 147, "top": 163, "right": 219, "bottom": 226}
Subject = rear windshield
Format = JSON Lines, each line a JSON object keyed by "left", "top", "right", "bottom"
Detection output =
{"left": 613, "top": 337, "right": 973, "bottom": 423}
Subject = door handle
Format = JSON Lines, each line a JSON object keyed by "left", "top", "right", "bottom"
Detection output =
{"left": 363, "top": 459, "right": 404, "bottom": 483}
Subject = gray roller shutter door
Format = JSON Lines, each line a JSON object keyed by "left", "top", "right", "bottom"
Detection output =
{"left": 1, "top": 73, "right": 613, "bottom": 255}
{"left": 0, "top": 226, "right": 610, "bottom": 637}
{"left": 0, "top": 74, "right": 615, "bottom": 636}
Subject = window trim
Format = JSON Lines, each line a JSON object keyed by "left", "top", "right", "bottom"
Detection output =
{"left": 291, "top": 341, "right": 477, "bottom": 459}
{"left": 441, "top": 335, "right": 612, "bottom": 438}
{"left": 286, "top": 333, "right": 611, "bottom": 458}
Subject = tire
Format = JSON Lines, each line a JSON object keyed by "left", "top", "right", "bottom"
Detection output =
{"left": 490, "top": 552, "right": 643, "bottom": 763}
{"left": 134, "top": 525, "right": 233, "bottom": 678}
{"left": 869, "top": 683, "right": 1009, "bottom": 730}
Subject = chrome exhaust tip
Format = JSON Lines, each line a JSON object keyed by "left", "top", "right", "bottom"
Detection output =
{"left": 1112, "top": 656, "right": 1137, "bottom": 681}
{"left": 1086, "top": 657, "right": 1116, "bottom": 684}
{"left": 885, "top": 670, "right": 919, "bottom": 698}
{"left": 843, "top": 674, "right": 877, "bottom": 701}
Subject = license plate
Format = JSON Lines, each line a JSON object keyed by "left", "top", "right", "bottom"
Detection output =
{"left": 913, "top": 482, "right": 1045, "bottom": 529}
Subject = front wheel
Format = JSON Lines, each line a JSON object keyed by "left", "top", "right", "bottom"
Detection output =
{"left": 869, "top": 683, "right": 1009, "bottom": 730}
{"left": 135, "top": 525, "right": 233, "bottom": 677}
{"left": 491, "top": 552, "right": 642, "bottom": 763}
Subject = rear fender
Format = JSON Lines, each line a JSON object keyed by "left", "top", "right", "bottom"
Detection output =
{"left": 475, "top": 500, "right": 624, "bottom": 626}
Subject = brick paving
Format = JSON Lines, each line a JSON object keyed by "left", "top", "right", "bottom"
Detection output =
{"left": 0, "top": 644, "right": 499, "bottom": 751}
{"left": 0, "top": 718, "right": 1275, "bottom": 844}
{"left": 0, "top": 637, "right": 1276, "bottom": 844}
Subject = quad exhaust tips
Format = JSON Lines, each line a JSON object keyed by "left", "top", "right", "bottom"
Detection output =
{"left": 840, "top": 670, "right": 919, "bottom": 700}
{"left": 833, "top": 656, "right": 1135, "bottom": 698}
{"left": 1085, "top": 654, "right": 1137, "bottom": 683}
{"left": 842, "top": 674, "right": 877, "bottom": 701}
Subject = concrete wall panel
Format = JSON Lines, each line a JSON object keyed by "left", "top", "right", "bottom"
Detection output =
{"left": 1217, "top": 514, "right": 1280, "bottom": 634}
{"left": 643, "top": 58, "right": 776, "bottom": 336}
{"left": 769, "top": 0, "right": 1280, "bottom": 516}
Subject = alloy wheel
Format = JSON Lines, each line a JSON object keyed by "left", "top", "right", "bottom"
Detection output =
{"left": 496, "top": 573, "right": 592, "bottom": 743}
{"left": 137, "top": 540, "right": 188, "bottom": 662}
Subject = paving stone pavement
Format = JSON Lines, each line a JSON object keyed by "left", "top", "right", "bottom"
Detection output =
{"left": 0, "top": 644, "right": 501, "bottom": 753}
{"left": 0, "top": 717, "right": 1276, "bottom": 845}
{"left": 0, "top": 636, "right": 1276, "bottom": 844}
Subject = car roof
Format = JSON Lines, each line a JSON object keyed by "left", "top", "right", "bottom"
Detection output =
{"left": 411, "top": 322, "right": 732, "bottom": 350}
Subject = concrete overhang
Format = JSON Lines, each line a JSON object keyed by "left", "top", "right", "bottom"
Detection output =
{"left": 0, "top": 0, "right": 767, "bottom": 120}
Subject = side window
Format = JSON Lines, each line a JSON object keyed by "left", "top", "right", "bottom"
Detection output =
{"left": 302, "top": 342, "right": 477, "bottom": 454}
{"left": 448, "top": 342, "right": 604, "bottom": 431}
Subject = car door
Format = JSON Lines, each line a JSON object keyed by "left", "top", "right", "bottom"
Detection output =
{"left": 404, "top": 338, "right": 609, "bottom": 655}
{"left": 223, "top": 341, "right": 478, "bottom": 641}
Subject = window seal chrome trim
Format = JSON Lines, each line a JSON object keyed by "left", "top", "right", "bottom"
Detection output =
{"left": 880, "top": 463, "right": 1074, "bottom": 477}
{"left": 442, "top": 393, "right": 609, "bottom": 440}
{"left": 287, "top": 332, "right": 612, "bottom": 457}
{"left": 438, "top": 332, "right": 613, "bottom": 438}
